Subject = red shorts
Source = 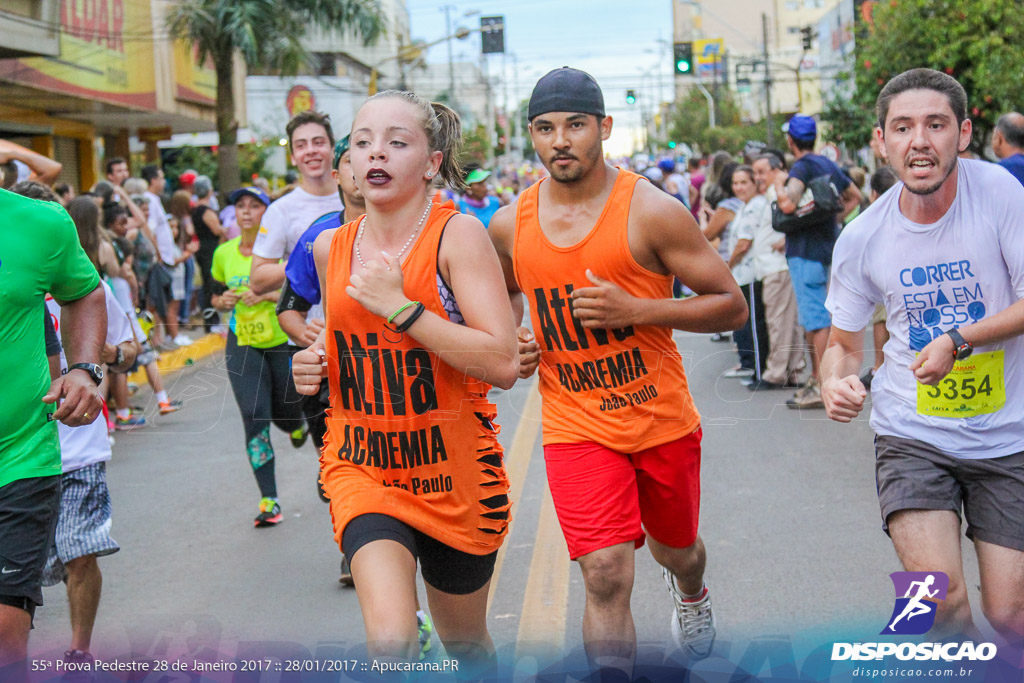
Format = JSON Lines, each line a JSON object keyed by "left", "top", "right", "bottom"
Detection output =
{"left": 543, "top": 429, "right": 702, "bottom": 560}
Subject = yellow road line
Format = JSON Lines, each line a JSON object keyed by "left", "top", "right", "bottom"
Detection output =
{"left": 487, "top": 384, "right": 542, "bottom": 613}
{"left": 515, "top": 484, "right": 570, "bottom": 655}
{"left": 127, "top": 333, "right": 225, "bottom": 386}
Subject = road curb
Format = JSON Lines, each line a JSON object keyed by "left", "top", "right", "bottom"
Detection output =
{"left": 127, "top": 333, "right": 225, "bottom": 385}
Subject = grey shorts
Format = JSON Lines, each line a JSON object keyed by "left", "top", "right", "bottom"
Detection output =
{"left": 41, "top": 463, "right": 119, "bottom": 587}
{"left": 875, "top": 435, "right": 1024, "bottom": 551}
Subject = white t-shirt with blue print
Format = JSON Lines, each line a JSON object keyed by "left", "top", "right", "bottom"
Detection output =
{"left": 826, "top": 159, "right": 1024, "bottom": 459}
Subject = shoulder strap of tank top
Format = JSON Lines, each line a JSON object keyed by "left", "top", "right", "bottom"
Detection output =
{"left": 595, "top": 170, "right": 643, "bottom": 232}
{"left": 512, "top": 180, "right": 543, "bottom": 267}
{"left": 420, "top": 205, "right": 460, "bottom": 262}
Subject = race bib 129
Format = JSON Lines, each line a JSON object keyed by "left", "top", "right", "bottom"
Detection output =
{"left": 235, "top": 306, "right": 274, "bottom": 346}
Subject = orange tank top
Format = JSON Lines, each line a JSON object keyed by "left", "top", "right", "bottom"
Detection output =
{"left": 513, "top": 169, "right": 700, "bottom": 452}
{"left": 320, "top": 205, "right": 510, "bottom": 555}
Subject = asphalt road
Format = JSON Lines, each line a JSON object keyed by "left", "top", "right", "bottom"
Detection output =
{"left": 29, "top": 331, "right": 991, "bottom": 680}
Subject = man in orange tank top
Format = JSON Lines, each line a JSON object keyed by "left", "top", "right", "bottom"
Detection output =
{"left": 490, "top": 68, "right": 747, "bottom": 674}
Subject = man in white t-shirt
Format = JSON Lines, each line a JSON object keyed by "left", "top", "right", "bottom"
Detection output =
{"left": 249, "top": 111, "right": 343, "bottom": 296}
{"left": 822, "top": 68, "right": 1024, "bottom": 642}
{"left": 43, "top": 282, "right": 137, "bottom": 669}
{"left": 249, "top": 112, "right": 343, "bottom": 451}
{"left": 748, "top": 152, "right": 804, "bottom": 390}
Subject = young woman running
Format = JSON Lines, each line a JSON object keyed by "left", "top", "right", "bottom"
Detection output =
{"left": 212, "top": 187, "right": 306, "bottom": 527}
{"left": 292, "top": 91, "right": 517, "bottom": 672}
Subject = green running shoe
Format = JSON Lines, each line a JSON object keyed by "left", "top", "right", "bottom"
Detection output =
{"left": 417, "top": 611, "right": 433, "bottom": 660}
{"left": 254, "top": 497, "right": 282, "bottom": 527}
{"left": 290, "top": 423, "right": 310, "bottom": 448}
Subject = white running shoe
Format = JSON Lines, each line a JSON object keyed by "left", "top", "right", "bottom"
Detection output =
{"left": 172, "top": 333, "right": 194, "bottom": 346}
{"left": 664, "top": 568, "right": 716, "bottom": 659}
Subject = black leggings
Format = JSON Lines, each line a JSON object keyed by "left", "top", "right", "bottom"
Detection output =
{"left": 225, "top": 331, "right": 305, "bottom": 498}
{"left": 195, "top": 244, "right": 219, "bottom": 331}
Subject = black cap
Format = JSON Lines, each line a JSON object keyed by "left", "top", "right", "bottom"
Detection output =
{"left": 528, "top": 67, "right": 605, "bottom": 121}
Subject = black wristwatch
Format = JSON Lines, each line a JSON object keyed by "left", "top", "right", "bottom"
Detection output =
{"left": 946, "top": 328, "right": 973, "bottom": 361}
{"left": 67, "top": 362, "right": 104, "bottom": 385}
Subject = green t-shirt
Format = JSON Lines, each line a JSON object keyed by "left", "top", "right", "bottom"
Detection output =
{"left": 0, "top": 189, "right": 100, "bottom": 488}
{"left": 211, "top": 237, "right": 287, "bottom": 348}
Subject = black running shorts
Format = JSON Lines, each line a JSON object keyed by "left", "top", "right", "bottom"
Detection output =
{"left": 0, "top": 475, "right": 62, "bottom": 616}
{"left": 342, "top": 513, "right": 497, "bottom": 595}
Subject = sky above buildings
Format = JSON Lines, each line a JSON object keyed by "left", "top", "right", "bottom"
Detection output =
{"left": 407, "top": 0, "right": 675, "bottom": 156}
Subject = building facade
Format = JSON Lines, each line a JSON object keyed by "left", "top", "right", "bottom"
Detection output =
{"left": 0, "top": 0, "right": 244, "bottom": 190}
{"left": 240, "top": 0, "right": 411, "bottom": 175}
{"left": 671, "top": 0, "right": 835, "bottom": 135}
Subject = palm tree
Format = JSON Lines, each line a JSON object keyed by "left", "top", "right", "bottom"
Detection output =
{"left": 167, "top": 0, "right": 385, "bottom": 195}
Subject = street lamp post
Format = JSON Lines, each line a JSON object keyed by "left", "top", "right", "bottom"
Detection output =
{"left": 439, "top": 7, "right": 480, "bottom": 108}
{"left": 443, "top": 5, "right": 456, "bottom": 103}
{"left": 509, "top": 52, "right": 521, "bottom": 160}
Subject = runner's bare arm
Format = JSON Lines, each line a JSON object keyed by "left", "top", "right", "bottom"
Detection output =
{"left": 573, "top": 182, "right": 746, "bottom": 333}
{"left": 911, "top": 298, "right": 1024, "bottom": 385}
{"left": 278, "top": 309, "right": 314, "bottom": 346}
{"left": 489, "top": 204, "right": 540, "bottom": 379}
{"left": 488, "top": 204, "right": 526, "bottom": 325}
{"left": 103, "top": 338, "right": 138, "bottom": 374}
{"left": 249, "top": 255, "right": 285, "bottom": 295}
{"left": 820, "top": 325, "right": 867, "bottom": 423}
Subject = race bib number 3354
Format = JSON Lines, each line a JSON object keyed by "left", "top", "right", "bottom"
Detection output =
{"left": 916, "top": 350, "right": 1006, "bottom": 418}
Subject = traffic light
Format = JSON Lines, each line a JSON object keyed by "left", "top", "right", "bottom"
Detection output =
{"left": 668, "top": 141, "right": 677, "bottom": 149}
{"left": 626, "top": 89, "right": 636, "bottom": 105}
{"left": 674, "top": 42, "right": 694, "bottom": 74}
{"left": 481, "top": 16, "right": 505, "bottom": 54}
{"left": 800, "top": 26, "right": 813, "bottom": 51}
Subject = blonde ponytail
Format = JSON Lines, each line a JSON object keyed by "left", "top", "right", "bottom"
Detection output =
{"left": 431, "top": 101, "right": 465, "bottom": 190}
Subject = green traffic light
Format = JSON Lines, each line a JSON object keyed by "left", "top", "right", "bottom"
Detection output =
{"left": 677, "top": 59, "right": 691, "bottom": 73}
{"left": 668, "top": 141, "right": 677, "bottom": 149}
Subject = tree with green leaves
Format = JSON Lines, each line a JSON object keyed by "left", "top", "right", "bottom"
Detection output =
{"left": 167, "top": 0, "right": 385, "bottom": 195}
{"left": 823, "top": 0, "right": 1024, "bottom": 153}
{"left": 460, "top": 123, "right": 491, "bottom": 168}
{"left": 668, "top": 88, "right": 767, "bottom": 156}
